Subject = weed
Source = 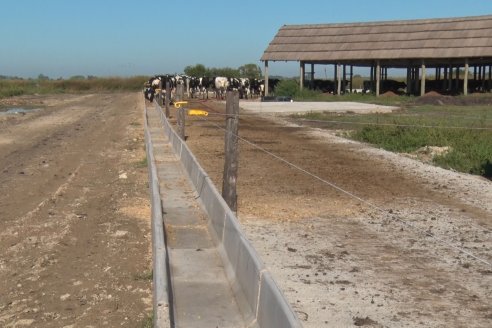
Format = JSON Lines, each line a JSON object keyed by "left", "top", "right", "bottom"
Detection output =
{"left": 133, "top": 269, "right": 153, "bottom": 281}
{"left": 140, "top": 313, "right": 154, "bottom": 328}
{"left": 0, "top": 76, "right": 148, "bottom": 99}
{"left": 136, "top": 157, "right": 148, "bottom": 169}
{"left": 293, "top": 105, "right": 492, "bottom": 178}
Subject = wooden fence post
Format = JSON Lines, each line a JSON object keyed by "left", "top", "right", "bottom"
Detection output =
{"left": 158, "top": 80, "right": 163, "bottom": 106}
{"left": 177, "top": 106, "right": 185, "bottom": 140}
{"left": 222, "top": 90, "right": 239, "bottom": 212}
{"left": 176, "top": 84, "right": 184, "bottom": 102}
{"left": 165, "top": 81, "right": 170, "bottom": 118}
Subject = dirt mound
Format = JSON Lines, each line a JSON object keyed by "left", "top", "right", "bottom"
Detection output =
{"left": 403, "top": 146, "right": 452, "bottom": 164}
{"left": 414, "top": 92, "right": 492, "bottom": 106}
{"left": 380, "top": 91, "right": 398, "bottom": 97}
{"left": 423, "top": 91, "right": 442, "bottom": 97}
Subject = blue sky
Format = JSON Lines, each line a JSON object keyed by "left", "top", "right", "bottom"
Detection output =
{"left": 1, "top": 0, "right": 491, "bottom": 78}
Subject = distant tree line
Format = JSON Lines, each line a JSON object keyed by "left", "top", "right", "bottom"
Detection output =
{"left": 2, "top": 63, "right": 264, "bottom": 81}
{"left": 0, "top": 74, "right": 101, "bottom": 81}
{"left": 183, "top": 63, "right": 263, "bottom": 79}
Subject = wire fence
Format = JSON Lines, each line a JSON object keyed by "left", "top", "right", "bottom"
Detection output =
{"left": 202, "top": 112, "right": 492, "bottom": 131}
{"left": 193, "top": 114, "right": 492, "bottom": 267}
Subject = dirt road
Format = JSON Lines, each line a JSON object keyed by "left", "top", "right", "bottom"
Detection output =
{"left": 181, "top": 99, "right": 492, "bottom": 327}
{"left": 0, "top": 93, "right": 152, "bottom": 327}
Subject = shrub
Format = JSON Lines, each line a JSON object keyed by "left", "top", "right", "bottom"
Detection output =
{"left": 274, "top": 79, "right": 299, "bottom": 97}
{"left": 0, "top": 76, "right": 148, "bottom": 99}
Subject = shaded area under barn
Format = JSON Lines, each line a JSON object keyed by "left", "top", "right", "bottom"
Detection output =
{"left": 261, "top": 15, "right": 492, "bottom": 97}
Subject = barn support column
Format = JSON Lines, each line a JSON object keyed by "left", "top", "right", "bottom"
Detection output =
{"left": 410, "top": 68, "right": 414, "bottom": 95}
{"left": 349, "top": 65, "right": 353, "bottom": 93}
{"left": 300, "top": 61, "right": 305, "bottom": 90}
{"left": 342, "top": 64, "right": 346, "bottom": 93}
{"left": 420, "top": 60, "right": 426, "bottom": 96}
{"left": 464, "top": 59, "right": 469, "bottom": 95}
{"left": 370, "top": 66, "right": 374, "bottom": 93}
{"left": 455, "top": 65, "right": 460, "bottom": 92}
{"left": 375, "top": 60, "right": 381, "bottom": 97}
{"left": 488, "top": 65, "right": 492, "bottom": 92}
{"left": 406, "top": 67, "right": 411, "bottom": 95}
{"left": 311, "top": 63, "right": 315, "bottom": 89}
{"left": 264, "top": 61, "right": 269, "bottom": 96}
{"left": 448, "top": 63, "right": 453, "bottom": 92}
{"left": 481, "top": 65, "right": 486, "bottom": 91}
{"left": 337, "top": 63, "right": 342, "bottom": 95}
{"left": 443, "top": 66, "right": 448, "bottom": 91}
{"left": 480, "top": 65, "right": 484, "bottom": 90}
{"left": 333, "top": 64, "right": 337, "bottom": 94}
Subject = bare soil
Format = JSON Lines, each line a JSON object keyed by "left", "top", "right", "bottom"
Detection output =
{"left": 181, "top": 99, "right": 492, "bottom": 327}
{"left": 1, "top": 93, "right": 490, "bottom": 327}
{"left": 414, "top": 93, "right": 492, "bottom": 106}
{"left": 0, "top": 93, "right": 152, "bottom": 327}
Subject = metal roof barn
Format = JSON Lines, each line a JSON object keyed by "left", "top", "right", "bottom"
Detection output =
{"left": 261, "top": 15, "right": 492, "bottom": 96}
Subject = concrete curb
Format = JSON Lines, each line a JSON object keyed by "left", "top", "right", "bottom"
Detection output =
{"left": 144, "top": 102, "right": 171, "bottom": 328}
{"left": 153, "top": 102, "right": 302, "bottom": 328}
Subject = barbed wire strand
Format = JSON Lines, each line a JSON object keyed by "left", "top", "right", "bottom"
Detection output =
{"left": 200, "top": 112, "right": 492, "bottom": 130}
{"left": 185, "top": 102, "right": 492, "bottom": 236}
{"left": 197, "top": 115, "right": 492, "bottom": 267}
{"left": 298, "top": 118, "right": 492, "bottom": 130}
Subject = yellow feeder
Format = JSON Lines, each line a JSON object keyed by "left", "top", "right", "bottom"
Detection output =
{"left": 187, "top": 109, "right": 209, "bottom": 116}
{"left": 174, "top": 101, "right": 188, "bottom": 108}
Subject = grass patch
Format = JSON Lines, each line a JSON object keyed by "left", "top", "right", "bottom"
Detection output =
{"left": 133, "top": 269, "right": 153, "bottom": 281}
{"left": 136, "top": 156, "right": 148, "bottom": 169}
{"left": 0, "top": 76, "right": 148, "bottom": 99}
{"left": 273, "top": 79, "right": 414, "bottom": 106}
{"left": 140, "top": 313, "right": 154, "bottom": 328}
{"left": 293, "top": 105, "right": 492, "bottom": 178}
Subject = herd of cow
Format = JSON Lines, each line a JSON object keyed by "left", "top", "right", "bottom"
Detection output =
{"left": 309, "top": 79, "right": 407, "bottom": 94}
{"left": 144, "top": 74, "right": 280, "bottom": 102}
{"left": 144, "top": 73, "right": 491, "bottom": 102}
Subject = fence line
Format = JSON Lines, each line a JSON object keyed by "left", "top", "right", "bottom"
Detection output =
{"left": 153, "top": 100, "right": 302, "bottom": 327}
{"left": 297, "top": 118, "right": 492, "bottom": 130}
{"left": 196, "top": 116, "right": 492, "bottom": 267}
{"left": 200, "top": 112, "right": 492, "bottom": 130}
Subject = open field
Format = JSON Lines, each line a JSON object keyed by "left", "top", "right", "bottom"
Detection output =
{"left": 0, "top": 77, "right": 147, "bottom": 99}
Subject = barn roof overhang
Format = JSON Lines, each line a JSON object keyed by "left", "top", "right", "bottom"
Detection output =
{"left": 261, "top": 14, "right": 492, "bottom": 67}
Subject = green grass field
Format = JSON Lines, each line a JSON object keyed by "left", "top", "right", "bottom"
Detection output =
{"left": 0, "top": 76, "right": 147, "bottom": 99}
{"left": 292, "top": 104, "right": 492, "bottom": 178}
{"left": 2, "top": 76, "right": 491, "bottom": 178}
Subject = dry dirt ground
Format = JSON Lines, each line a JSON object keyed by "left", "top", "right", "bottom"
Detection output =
{"left": 0, "top": 93, "right": 152, "bottom": 327}
{"left": 2, "top": 93, "right": 491, "bottom": 328}
{"left": 180, "top": 99, "right": 492, "bottom": 328}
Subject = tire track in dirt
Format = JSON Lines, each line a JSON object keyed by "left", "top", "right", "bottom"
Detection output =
{"left": 0, "top": 93, "right": 152, "bottom": 327}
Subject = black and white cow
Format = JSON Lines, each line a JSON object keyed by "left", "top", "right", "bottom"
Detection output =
{"left": 145, "top": 74, "right": 179, "bottom": 102}
{"left": 213, "top": 76, "right": 230, "bottom": 99}
{"left": 249, "top": 78, "right": 263, "bottom": 98}
{"left": 188, "top": 76, "right": 212, "bottom": 99}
